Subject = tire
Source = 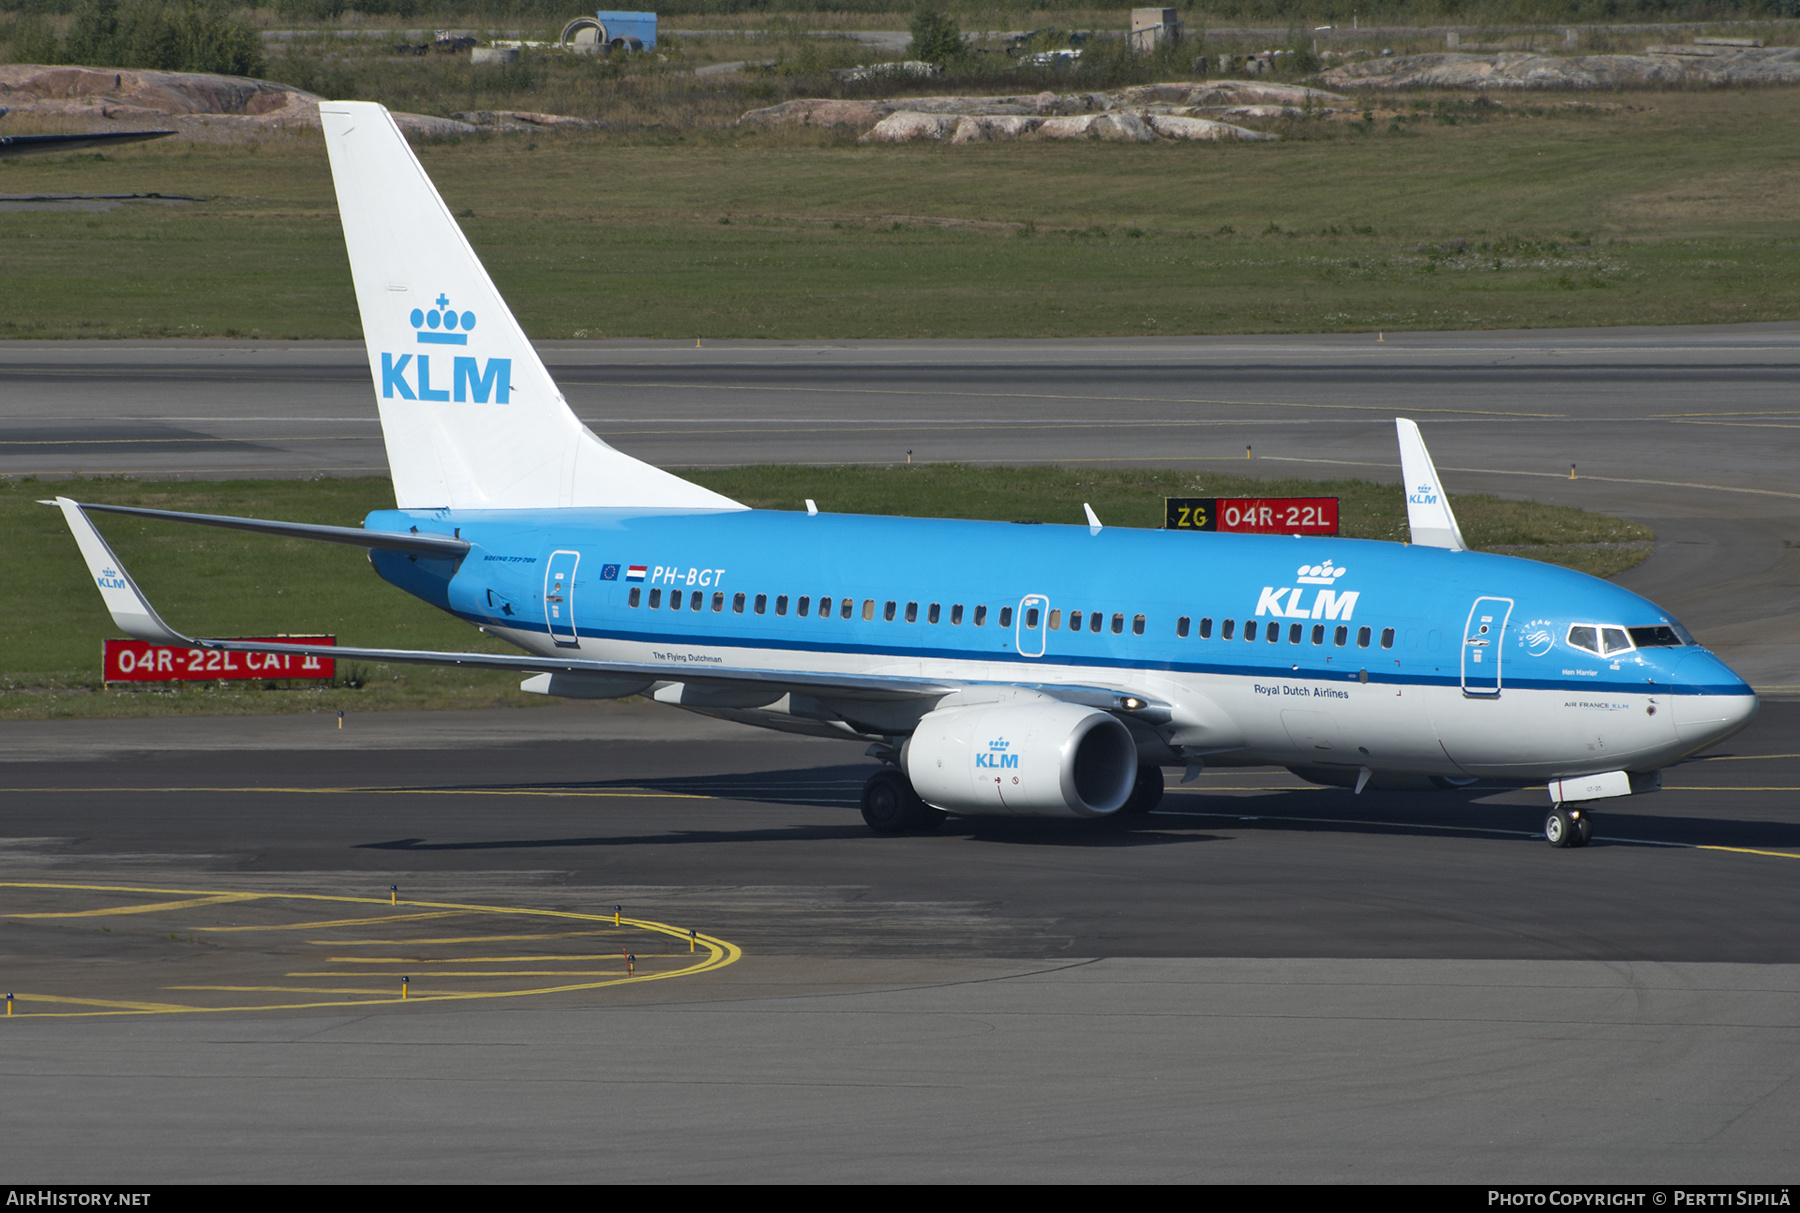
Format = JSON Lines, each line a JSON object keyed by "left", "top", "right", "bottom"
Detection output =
{"left": 1573, "top": 813, "right": 1593, "bottom": 847}
{"left": 1545, "top": 807, "right": 1575, "bottom": 848}
{"left": 913, "top": 806, "right": 949, "bottom": 834}
{"left": 861, "top": 769, "right": 919, "bottom": 834}
{"left": 1120, "top": 765, "right": 1165, "bottom": 816}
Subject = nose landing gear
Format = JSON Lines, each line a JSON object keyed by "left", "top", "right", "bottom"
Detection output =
{"left": 1545, "top": 805, "right": 1594, "bottom": 848}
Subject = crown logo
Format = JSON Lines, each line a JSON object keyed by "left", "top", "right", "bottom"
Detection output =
{"left": 411, "top": 293, "right": 475, "bottom": 345}
{"left": 1296, "top": 560, "right": 1349, "bottom": 585}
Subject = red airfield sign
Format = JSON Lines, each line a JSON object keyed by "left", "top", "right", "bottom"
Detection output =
{"left": 103, "top": 637, "right": 337, "bottom": 683}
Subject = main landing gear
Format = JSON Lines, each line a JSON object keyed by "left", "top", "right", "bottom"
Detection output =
{"left": 1544, "top": 805, "right": 1594, "bottom": 849}
{"left": 1117, "top": 765, "right": 1165, "bottom": 817}
{"left": 860, "top": 768, "right": 947, "bottom": 835}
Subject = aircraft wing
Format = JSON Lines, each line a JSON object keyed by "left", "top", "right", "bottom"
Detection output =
{"left": 53, "top": 497, "right": 1164, "bottom": 718}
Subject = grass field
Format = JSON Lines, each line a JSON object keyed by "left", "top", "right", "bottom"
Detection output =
{"left": 0, "top": 466, "right": 1651, "bottom": 720}
{"left": 0, "top": 86, "right": 1796, "bottom": 339}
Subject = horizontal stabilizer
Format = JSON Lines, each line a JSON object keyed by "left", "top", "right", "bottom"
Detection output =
{"left": 1395, "top": 418, "right": 1467, "bottom": 551}
{"left": 46, "top": 500, "right": 469, "bottom": 556}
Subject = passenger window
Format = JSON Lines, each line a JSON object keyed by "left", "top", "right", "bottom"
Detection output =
{"left": 1133, "top": 615, "right": 1145, "bottom": 636}
{"left": 1334, "top": 625, "right": 1347, "bottom": 646}
{"left": 754, "top": 593, "right": 767, "bottom": 615}
{"left": 1601, "top": 627, "right": 1632, "bottom": 656}
{"left": 1245, "top": 620, "right": 1258, "bottom": 641}
{"left": 1357, "top": 626, "right": 1371, "bottom": 648}
{"left": 776, "top": 595, "right": 789, "bottom": 616}
{"left": 713, "top": 592, "right": 725, "bottom": 612}
{"left": 1199, "top": 617, "right": 1213, "bottom": 639}
{"left": 841, "top": 598, "right": 853, "bottom": 620}
{"left": 1177, "top": 616, "right": 1190, "bottom": 638}
{"left": 951, "top": 604, "right": 964, "bottom": 625}
{"left": 732, "top": 592, "right": 745, "bottom": 613}
{"left": 884, "top": 601, "right": 896, "bottom": 622}
{"left": 1311, "top": 624, "right": 1324, "bottom": 645}
{"left": 862, "top": 599, "right": 875, "bottom": 621}
{"left": 974, "top": 605, "right": 988, "bottom": 626}
{"left": 999, "top": 606, "right": 1013, "bottom": 628}
{"left": 797, "top": 596, "right": 810, "bottom": 617}
{"left": 1024, "top": 606, "right": 1038, "bottom": 628}
{"left": 931, "top": 603, "right": 943, "bottom": 625}
{"left": 629, "top": 587, "right": 641, "bottom": 608}
{"left": 1269, "top": 624, "right": 1280, "bottom": 643}
{"left": 1288, "top": 623, "right": 1302, "bottom": 644}
{"left": 1567, "top": 625, "right": 1599, "bottom": 654}
{"left": 906, "top": 602, "right": 919, "bottom": 623}
{"left": 1111, "top": 613, "right": 1124, "bottom": 634}
{"left": 1381, "top": 628, "right": 1395, "bottom": 649}
{"left": 649, "top": 588, "right": 662, "bottom": 609}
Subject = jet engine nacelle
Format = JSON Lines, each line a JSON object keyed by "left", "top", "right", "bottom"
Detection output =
{"left": 902, "top": 701, "right": 1137, "bottom": 818}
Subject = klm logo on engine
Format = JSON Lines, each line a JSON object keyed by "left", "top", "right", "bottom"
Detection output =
{"left": 381, "top": 292, "right": 510, "bottom": 403}
{"left": 1255, "top": 560, "right": 1359, "bottom": 621}
{"left": 975, "top": 738, "right": 1018, "bottom": 770}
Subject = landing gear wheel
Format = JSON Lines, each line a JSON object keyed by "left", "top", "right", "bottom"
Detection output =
{"left": 1120, "top": 765, "right": 1165, "bottom": 816}
{"left": 913, "top": 806, "right": 949, "bottom": 834}
{"left": 1545, "top": 806, "right": 1576, "bottom": 848}
{"left": 861, "top": 769, "right": 917, "bottom": 834}
{"left": 1572, "top": 812, "right": 1593, "bottom": 848}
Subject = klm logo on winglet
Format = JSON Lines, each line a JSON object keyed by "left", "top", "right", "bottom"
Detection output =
{"left": 1408, "top": 482, "right": 1440, "bottom": 506}
{"left": 97, "top": 566, "right": 128, "bottom": 590}
{"left": 382, "top": 292, "right": 510, "bottom": 404}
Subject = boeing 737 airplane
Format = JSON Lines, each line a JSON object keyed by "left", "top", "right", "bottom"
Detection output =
{"left": 53, "top": 101, "right": 1758, "bottom": 848}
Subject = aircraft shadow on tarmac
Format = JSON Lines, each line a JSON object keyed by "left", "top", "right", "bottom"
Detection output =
{"left": 352, "top": 764, "right": 1800, "bottom": 853}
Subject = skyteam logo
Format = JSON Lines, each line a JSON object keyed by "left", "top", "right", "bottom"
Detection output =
{"left": 382, "top": 291, "right": 510, "bottom": 404}
{"left": 975, "top": 738, "right": 1018, "bottom": 770}
{"left": 1256, "top": 560, "right": 1358, "bottom": 621}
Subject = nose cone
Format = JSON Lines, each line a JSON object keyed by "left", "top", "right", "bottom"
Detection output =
{"left": 1669, "top": 648, "right": 1759, "bottom": 747}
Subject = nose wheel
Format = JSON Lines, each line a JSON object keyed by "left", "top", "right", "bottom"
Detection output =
{"left": 1545, "top": 806, "right": 1593, "bottom": 848}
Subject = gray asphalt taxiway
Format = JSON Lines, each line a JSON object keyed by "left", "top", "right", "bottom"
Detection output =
{"left": 2, "top": 329, "right": 1797, "bottom": 1181}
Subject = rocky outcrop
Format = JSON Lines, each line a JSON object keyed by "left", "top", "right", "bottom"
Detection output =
{"left": 0, "top": 63, "right": 545, "bottom": 139}
{"left": 765, "top": 80, "right": 1307, "bottom": 144}
{"left": 1322, "top": 46, "right": 1800, "bottom": 90}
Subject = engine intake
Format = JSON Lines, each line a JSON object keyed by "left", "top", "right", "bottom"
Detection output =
{"left": 903, "top": 701, "right": 1137, "bottom": 818}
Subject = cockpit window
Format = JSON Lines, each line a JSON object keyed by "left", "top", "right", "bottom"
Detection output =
{"left": 1569, "top": 624, "right": 1639, "bottom": 656}
{"left": 1629, "top": 626, "right": 1686, "bottom": 648}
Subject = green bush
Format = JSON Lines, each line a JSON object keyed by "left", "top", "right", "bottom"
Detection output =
{"left": 45, "top": 0, "right": 264, "bottom": 76}
{"left": 907, "top": 5, "right": 964, "bottom": 68}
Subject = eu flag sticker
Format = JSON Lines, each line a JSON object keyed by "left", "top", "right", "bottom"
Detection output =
{"left": 600, "top": 564, "right": 619, "bottom": 581}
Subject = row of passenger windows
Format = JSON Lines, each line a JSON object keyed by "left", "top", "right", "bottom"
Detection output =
{"left": 1175, "top": 616, "right": 1396, "bottom": 649}
{"left": 629, "top": 587, "right": 1017, "bottom": 628}
{"left": 624, "top": 587, "right": 1396, "bottom": 650}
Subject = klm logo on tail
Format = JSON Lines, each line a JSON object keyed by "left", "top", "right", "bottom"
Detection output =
{"left": 382, "top": 292, "right": 510, "bottom": 403}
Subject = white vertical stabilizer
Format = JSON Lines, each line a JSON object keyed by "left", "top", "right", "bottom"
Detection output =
{"left": 319, "top": 101, "right": 742, "bottom": 513}
{"left": 1395, "top": 418, "right": 1467, "bottom": 551}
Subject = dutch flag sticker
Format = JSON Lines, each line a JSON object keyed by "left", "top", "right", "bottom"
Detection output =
{"left": 626, "top": 565, "right": 647, "bottom": 582}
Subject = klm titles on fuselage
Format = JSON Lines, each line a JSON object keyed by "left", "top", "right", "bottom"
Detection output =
{"left": 1254, "top": 561, "right": 1360, "bottom": 621}
{"left": 380, "top": 292, "right": 511, "bottom": 404}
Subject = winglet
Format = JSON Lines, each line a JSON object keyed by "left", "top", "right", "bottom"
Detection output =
{"left": 53, "top": 497, "right": 191, "bottom": 645}
{"left": 1083, "top": 503, "right": 1102, "bottom": 535}
{"left": 1395, "top": 419, "right": 1466, "bottom": 551}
